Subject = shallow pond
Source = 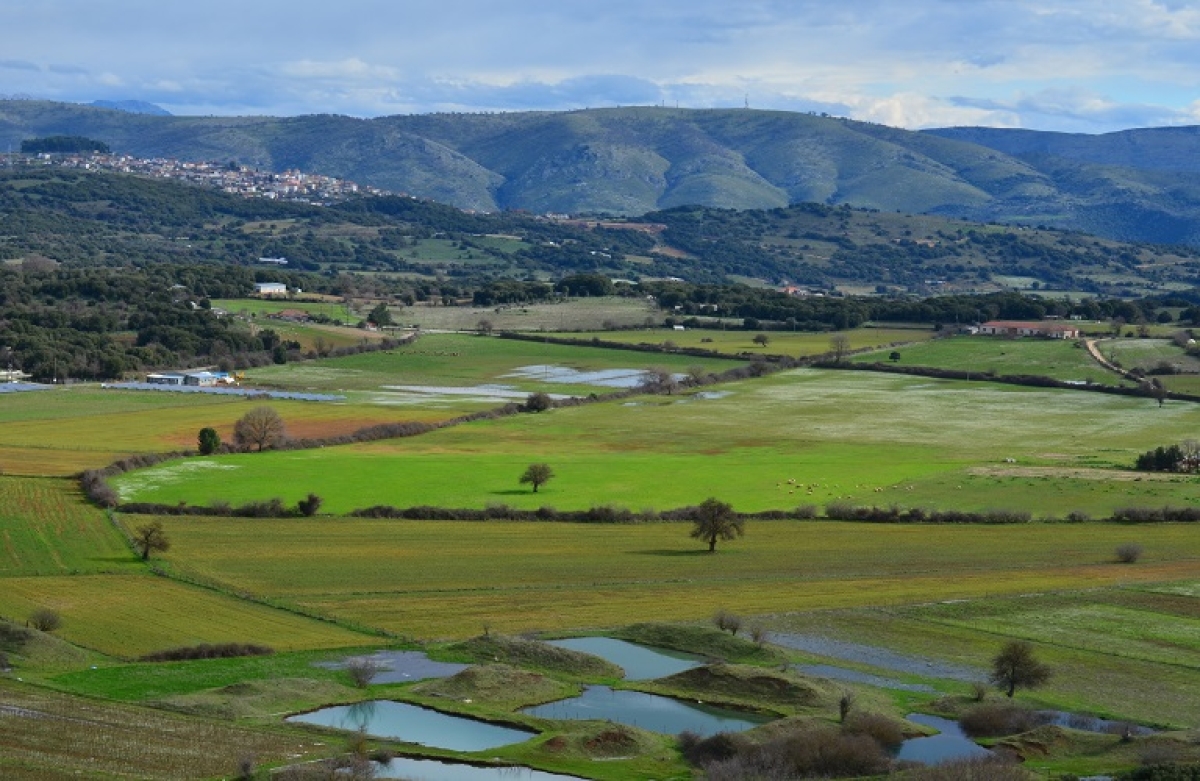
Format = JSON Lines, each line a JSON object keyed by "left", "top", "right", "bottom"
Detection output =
{"left": 897, "top": 713, "right": 991, "bottom": 765}
{"left": 314, "top": 650, "right": 469, "bottom": 684}
{"left": 769, "top": 632, "right": 980, "bottom": 681}
{"left": 373, "top": 757, "right": 585, "bottom": 781}
{"left": 546, "top": 637, "right": 703, "bottom": 680}
{"left": 287, "top": 700, "right": 533, "bottom": 751}
{"left": 503, "top": 365, "right": 684, "bottom": 389}
{"left": 796, "top": 663, "right": 936, "bottom": 693}
{"left": 521, "top": 685, "right": 771, "bottom": 737}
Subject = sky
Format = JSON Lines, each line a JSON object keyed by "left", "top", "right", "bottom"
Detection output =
{"left": 4, "top": 0, "right": 1200, "bottom": 133}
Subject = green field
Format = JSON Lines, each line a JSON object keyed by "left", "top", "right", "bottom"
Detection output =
{"left": 114, "top": 368, "right": 1200, "bottom": 515}
{"left": 244, "top": 331, "right": 742, "bottom": 400}
{"left": 0, "top": 477, "right": 137, "bottom": 576}
{"left": 212, "top": 297, "right": 356, "bottom": 321}
{"left": 854, "top": 334, "right": 1124, "bottom": 384}
{"left": 566, "top": 325, "right": 936, "bottom": 356}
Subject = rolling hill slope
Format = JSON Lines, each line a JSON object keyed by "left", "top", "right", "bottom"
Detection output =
{"left": 6, "top": 101, "right": 1200, "bottom": 246}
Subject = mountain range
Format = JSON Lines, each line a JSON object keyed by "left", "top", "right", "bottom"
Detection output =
{"left": 4, "top": 100, "right": 1200, "bottom": 246}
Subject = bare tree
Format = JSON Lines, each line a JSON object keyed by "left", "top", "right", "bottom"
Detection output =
{"left": 519, "top": 463, "right": 555, "bottom": 493}
{"left": 713, "top": 609, "right": 742, "bottom": 636}
{"left": 234, "top": 406, "right": 286, "bottom": 451}
{"left": 346, "top": 656, "right": 383, "bottom": 688}
{"left": 1115, "top": 542, "right": 1143, "bottom": 564}
{"left": 476, "top": 318, "right": 494, "bottom": 335}
{"left": 642, "top": 366, "right": 678, "bottom": 395}
{"left": 133, "top": 520, "right": 171, "bottom": 561}
{"left": 690, "top": 497, "right": 744, "bottom": 553}
{"left": 989, "top": 640, "right": 1051, "bottom": 698}
{"left": 830, "top": 334, "right": 851, "bottom": 363}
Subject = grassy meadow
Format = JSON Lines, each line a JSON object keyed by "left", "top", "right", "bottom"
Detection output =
{"left": 244, "top": 331, "right": 743, "bottom": 399}
{"left": 114, "top": 368, "right": 1200, "bottom": 516}
{"left": 566, "top": 325, "right": 936, "bottom": 356}
{"left": 854, "top": 334, "right": 1126, "bottom": 385}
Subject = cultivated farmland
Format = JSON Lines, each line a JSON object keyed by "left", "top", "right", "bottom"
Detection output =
{"left": 114, "top": 368, "right": 1200, "bottom": 515}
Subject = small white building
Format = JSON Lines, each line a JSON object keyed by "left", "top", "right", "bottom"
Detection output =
{"left": 254, "top": 282, "right": 288, "bottom": 296}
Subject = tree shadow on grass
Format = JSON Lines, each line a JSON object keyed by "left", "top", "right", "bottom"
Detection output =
{"left": 630, "top": 549, "right": 716, "bottom": 557}
{"left": 489, "top": 489, "right": 535, "bottom": 496}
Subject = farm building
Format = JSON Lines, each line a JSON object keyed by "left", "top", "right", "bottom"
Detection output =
{"left": 146, "top": 372, "right": 186, "bottom": 385}
{"left": 978, "top": 320, "right": 1081, "bottom": 339}
{"left": 254, "top": 282, "right": 288, "bottom": 296}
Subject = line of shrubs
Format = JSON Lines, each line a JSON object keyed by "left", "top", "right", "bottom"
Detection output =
{"left": 348, "top": 503, "right": 821, "bottom": 523}
{"left": 825, "top": 502, "right": 1033, "bottom": 524}
{"left": 138, "top": 642, "right": 274, "bottom": 662}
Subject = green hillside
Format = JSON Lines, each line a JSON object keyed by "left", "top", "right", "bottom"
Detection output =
{"left": 7, "top": 101, "right": 1200, "bottom": 246}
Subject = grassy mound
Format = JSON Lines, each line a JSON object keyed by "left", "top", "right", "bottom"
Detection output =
{"left": 447, "top": 634, "right": 621, "bottom": 678}
{"left": 411, "top": 664, "right": 573, "bottom": 708}
{"left": 152, "top": 678, "right": 351, "bottom": 720}
{"left": 536, "top": 722, "right": 664, "bottom": 760}
{"left": 614, "top": 623, "right": 785, "bottom": 664}
{"left": 0, "top": 618, "right": 92, "bottom": 671}
{"left": 654, "top": 663, "right": 836, "bottom": 711}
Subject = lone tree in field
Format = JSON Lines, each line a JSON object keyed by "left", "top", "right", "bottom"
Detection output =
{"left": 830, "top": 334, "right": 852, "bottom": 363}
{"left": 197, "top": 426, "right": 221, "bottom": 455}
{"left": 132, "top": 520, "right": 171, "bottom": 561}
{"left": 989, "top": 640, "right": 1051, "bottom": 698}
{"left": 753, "top": 333, "right": 770, "bottom": 347}
{"left": 520, "top": 463, "right": 555, "bottom": 493}
{"left": 690, "top": 497, "right": 744, "bottom": 553}
{"left": 234, "top": 406, "right": 286, "bottom": 451}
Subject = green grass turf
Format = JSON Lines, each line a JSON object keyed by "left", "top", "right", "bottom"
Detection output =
{"left": 853, "top": 334, "right": 1124, "bottom": 384}
{"left": 113, "top": 368, "right": 1200, "bottom": 516}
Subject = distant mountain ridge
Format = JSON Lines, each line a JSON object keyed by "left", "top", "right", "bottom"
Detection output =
{"left": 4, "top": 100, "right": 1200, "bottom": 246}
{"left": 88, "top": 100, "right": 171, "bottom": 116}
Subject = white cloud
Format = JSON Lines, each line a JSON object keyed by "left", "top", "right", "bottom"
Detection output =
{"left": 2, "top": 0, "right": 1199, "bottom": 132}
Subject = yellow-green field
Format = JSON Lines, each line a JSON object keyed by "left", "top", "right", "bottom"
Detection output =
{"left": 0, "top": 387, "right": 452, "bottom": 476}
{"left": 0, "top": 574, "right": 376, "bottom": 658}
{"left": 0, "top": 477, "right": 136, "bottom": 576}
{"left": 148, "top": 516, "right": 1200, "bottom": 640}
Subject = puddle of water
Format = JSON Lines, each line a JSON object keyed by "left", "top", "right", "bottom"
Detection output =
{"left": 546, "top": 638, "right": 703, "bottom": 681}
{"left": 503, "top": 366, "right": 684, "bottom": 389}
{"left": 314, "top": 651, "right": 469, "bottom": 684}
{"left": 769, "top": 633, "right": 980, "bottom": 682}
{"left": 796, "top": 664, "right": 936, "bottom": 693}
{"left": 692, "top": 391, "right": 731, "bottom": 400}
{"left": 379, "top": 384, "right": 572, "bottom": 403}
{"left": 374, "top": 757, "right": 585, "bottom": 781}
{"left": 897, "top": 713, "right": 991, "bottom": 765}
{"left": 1041, "top": 710, "right": 1154, "bottom": 736}
{"left": 521, "top": 685, "right": 771, "bottom": 737}
{"left": 286, "top": 700, "right": 533, "bottom": 751}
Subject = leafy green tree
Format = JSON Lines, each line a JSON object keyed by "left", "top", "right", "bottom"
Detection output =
{"left": 989, "top": 640, "right": 1051, "bottom": 698}
{"left": 520, "top": 463, "right": 555, "bottom": 493}
{"left": 753, "top": 333, "right": 770, "bottom": 347}
{"left": 690, "top": 497, "right": 744, "bottom": 553}
{"left": 197, "top": 427, "right": 221, "bottom": 455}
{"left": 368, "top": 302, "right": 392, "bottom": 327}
